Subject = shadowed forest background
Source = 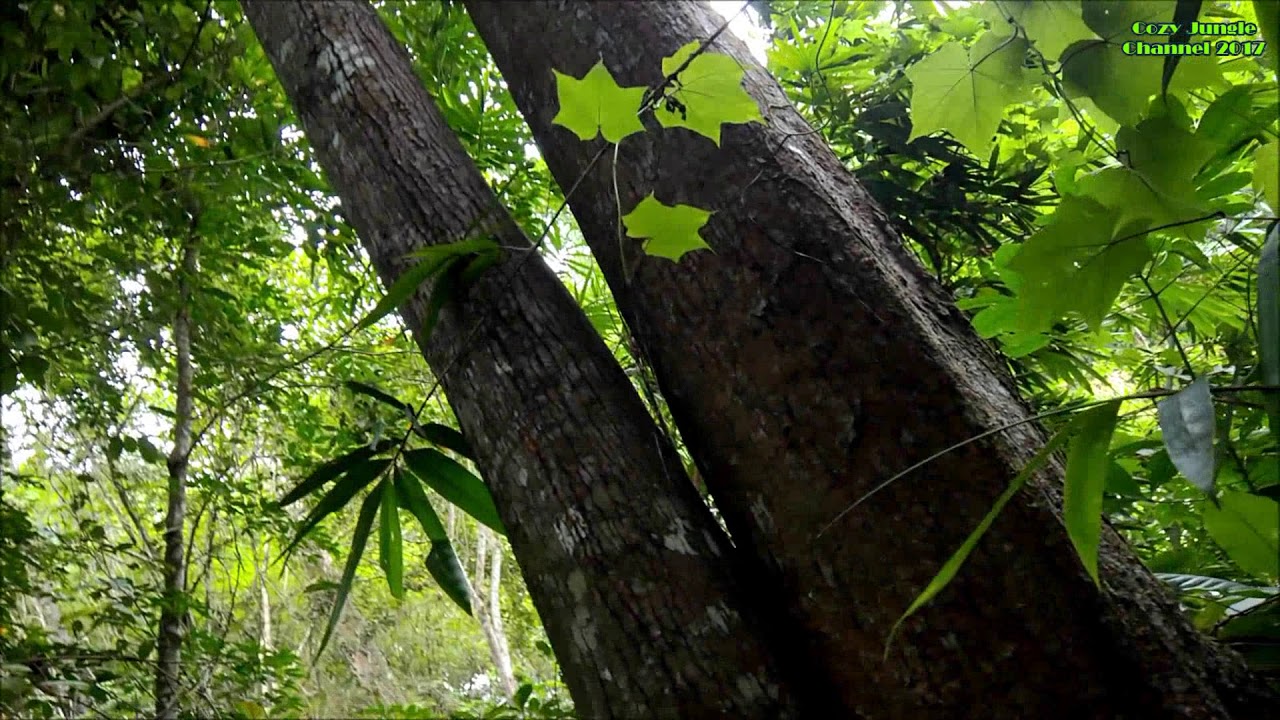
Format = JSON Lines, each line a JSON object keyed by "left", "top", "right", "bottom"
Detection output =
{"left": 2, "top": 0, "right": 1278, "bottom": 718}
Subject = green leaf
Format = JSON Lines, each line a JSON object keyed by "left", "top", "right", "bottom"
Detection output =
{"left": 1061, "top": 39, "right": 1160, "bottom": 127}
{"left": 356, "top": 238, "right": 498, "bottom": 332}
{"left": 1076, "top": 166, "right": 1210, "bottom": 242}
{"left": 621, "top": 194, "right": 713, "bottom": 261}
{"left": 302, "top": 580, "right": 340, "bottom": 594}
{"left": 552, "top": 61, "right": 646, "bottom": 144}
{"left": 1063, "top": 400, "right": 1121, "bottom": 584}
{"left": 1063, "top": 2, "right": 1195, "bottom": 123}
{"left": 356, "top": 258, "right": 449, "bottom": 332}
{"left": 514, "top": 683, "right": 533, "bottom": 709}
{"left": 0, "top": 361, "right": 16, "bottom": 395}
{"left": 394, "top": 469, "right": 448, "bottom": 541}
{"left": 653, "top": 42, "right": 764, "bottom": 146}
{"left": 1254, "top": 140, "right": 1279, "bottom": 212}
{"left": 456, "top": 248, "right": 501, "bottom": 287}
{"left": 414, "top": 422, "right": 474, "bottom": 460}
{"left": 421, "top": 255, "right": 464, "bottom": 342}
{"left": 1118, "top": 115, "right": 1216, "bottom": 200}
{"left": 281, "top": 458, "right": 391, "bottom": 561}
{"left": 403, "top": 449, "right": 505, "bottom": 535}
{"left": 107, "top": 436, "right": 124, "bottom": 461}
{"left": 345, "top": 380, "right": 412, "bottom": 413}
{"left": 135, "top": 437, "right": 165, "bottom": 465}
{"left": 378, "top": 478, "right": 404, "bottom": 599}
{"left": 315, "top": 485, "right": 382, "bottom": 659}
{"left": 905, "top": 30, "right": 1032, "bottom": 158}
{"left": 1157, "top": 378, "right": 1217, "bottom": 494}
{"left": 17, "top": 354, "right": 50, "bottom": 384}
{"left": 279, "top": 446, "right": 383, "bottom": 507}
{"left": 887, "top": 422, "right": 1073, "bottom": 652}
{"left": 982, "top": 0, "right": 1096, "bottom": 61}
{"left": 1259, "top": 224, "right": 1280, "bottom": 435}
{"left": 1008, "top": 195, "right": 1152, "bottom": 333}
{"left": 1203, "top": 491, "right": 1280, "bottom": 581}
{"left": 426, "top": 541, "right": 473, "bottom": 615}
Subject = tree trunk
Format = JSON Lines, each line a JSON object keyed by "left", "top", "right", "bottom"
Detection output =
{"left": 155, "top": 228, "right": 198, "bottom": 719}
{"left": 464, "top": 2, "right": 1278, "bottom": 717}
{"left": 474, "top": 526, "right": 517, "bottom": 698}
{"left": 486, "top": 533, "right": 516, "bottom": 699}
{"left": 241, "top": 2, "right": 800, "bottom": 717}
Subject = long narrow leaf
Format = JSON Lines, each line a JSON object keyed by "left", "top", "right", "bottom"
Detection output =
{"left": 394, "top": 469, "right": 448, "bottom": 541}
{"left": 457, "top": 248, "right": 501, "bottom": 287}
{"left": 345, "top": 380, "right": 412, "bottom": 413}
{"left": 426, "top": 540, "right": 472, "bottom": 616}
{"left": 413, "top": 422, "right": 474, "bottom": 460}
{"left": 378, "top": 478, "right": 404, "bottom": 599}
{"left": 403, "top": 448, "right": 505, "bottom": 535}
{"left": 405, "top": 236, "right": 500, "bottom": 262}
{"left": 281, "top": 458, "right": 391, "bottom": 561}
{"left": 355, "top": 256, "right": 451, "bottom": 332}
{"left": 420, "top": 256, "right": 464, "bottom": 342}
{"left": 357, "top": 238, "right": 499, "bottom": 333}
{"left": 887, "top": 424, "right": 1073, "bottom": 655}
{"left": 278, "top": 446, "right": 379, "bottom": 507}
{"left": 314, "top": 487, "right": 382, "bottom": 660}
{"left": 1063, "top": 400, "right": 1121, "bottom": 584}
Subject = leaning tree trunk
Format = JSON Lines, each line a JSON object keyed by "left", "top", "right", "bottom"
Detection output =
{"left": 241, "top": 2, "right": 802, "bottom": 717}
{"left": 465, "top": 2, "right": 1278, "bottom": 717}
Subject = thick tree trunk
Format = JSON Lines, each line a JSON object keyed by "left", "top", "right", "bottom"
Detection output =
{"left": 465, "top": 2, "right": 1278, "bottom": 717}
{"left": 155, "top": 230, "right": 198, "bottom": 719}
{"left": 241, "top": 2, "right": 800, "bottom": 717}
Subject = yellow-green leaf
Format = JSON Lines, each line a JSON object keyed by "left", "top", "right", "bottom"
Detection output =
{"left": 1203, "top": 491, "right": 1280, "bottom": 581}
{"left": 653, "top": 42, "right": 764, "bottom": 146}
{"left": 552, "top": 61, "right": 646, "bottom": 144}
{"left": 905, "top": 30, "right": 1032, "bottom": 158}
{"left": 622, "top": 194, "right": 713, "bottom": 261}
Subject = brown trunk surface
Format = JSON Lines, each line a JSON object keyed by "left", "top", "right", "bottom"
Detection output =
{"left": 241, "top": 2, "right": 801, "bottom": 717}
{"left": 465, "top": 2, "right": 1278, "bottom": 717}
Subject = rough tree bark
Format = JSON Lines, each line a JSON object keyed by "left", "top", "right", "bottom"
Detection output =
{"left": 241, "top": 2, "right": 801, "bottom": 717}
{"left": 465, "top": 2, "right": 1278, "bottom": 718}
{"left": 155, "top": 229, "right": 198, "bottom": 719}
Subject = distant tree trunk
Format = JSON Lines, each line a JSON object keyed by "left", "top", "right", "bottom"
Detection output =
{"left": 241, "top": 2, "right": 800, "bottom": 716}
{"left": 473, "top": 527, "right": 516, "bottom": 698}
{"left": 486, "top": 535, "right": 514, "bottom": 696}
{"left": 155, "top": 229, "right": 198, "bottom": 720}
{"left": 465, "top": 2, "right": 1278, "bottom": 718}
{"left": 257, "top": 536, "right": 275, "bottom": 702}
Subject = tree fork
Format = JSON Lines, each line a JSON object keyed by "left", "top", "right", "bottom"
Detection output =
{"left": 241, "top": 2, "right": 812, "bottom": 716}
